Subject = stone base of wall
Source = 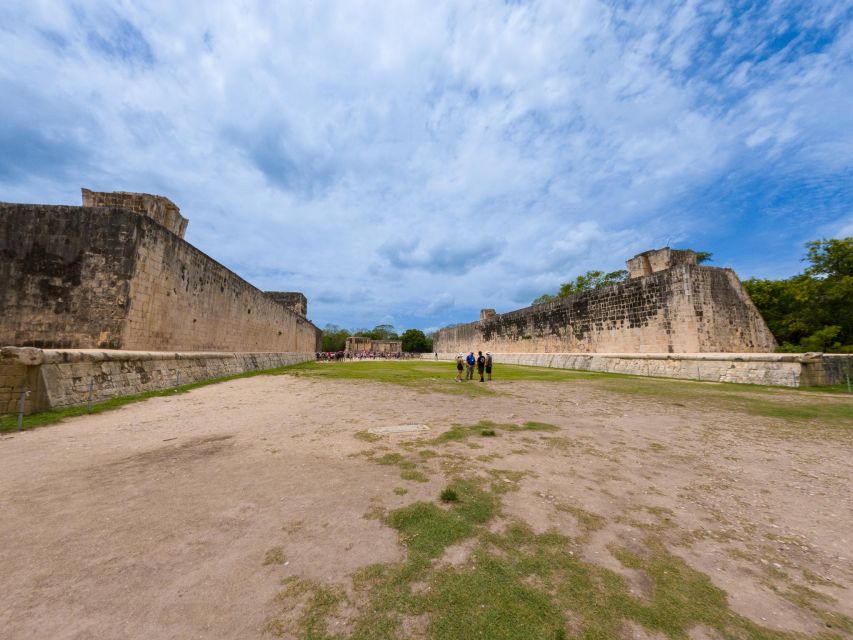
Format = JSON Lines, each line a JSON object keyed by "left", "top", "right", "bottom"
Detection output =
{"left": 0, "top": 347, "right": 314, "bottom": 415}
{"left": 423, "top": 352, "right": 853, "bottom": 388}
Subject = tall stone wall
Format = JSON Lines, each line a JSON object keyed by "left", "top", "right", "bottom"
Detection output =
{"left": 433, "top": 264, "right": 776, "bottom": 354}
{"left": 121, "top": 219, "right": 319, "bottom": 352}
{"left": 0, "top": 203, "right": 321, "bottom": 353}
{"left": 0, "top": 205, "right": 138, "bottom": 348}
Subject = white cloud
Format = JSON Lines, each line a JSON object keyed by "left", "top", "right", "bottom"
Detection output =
{"left": 1, "top": 0, "right": 852, "bottom": 330}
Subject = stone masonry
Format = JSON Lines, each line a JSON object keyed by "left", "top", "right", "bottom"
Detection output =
{"left": 344, "top": 337, "right": 403, "bottom": 354}
{"left": 0, "top": 192, "right": 321, "bottom": 353}
{"left": 432, "top": 249, "right": 777, "bottom": 354}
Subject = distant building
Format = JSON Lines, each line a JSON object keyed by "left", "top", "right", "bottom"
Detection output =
{"left": 345, "top": 337, "right": 402, "bottom": 353}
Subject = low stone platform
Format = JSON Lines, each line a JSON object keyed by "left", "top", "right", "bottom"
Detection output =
{"left": 0, "top": 347, "right": 314, "bottom": 415}
{"left": 426, "top": 352, "right": 852, "bottom": 388}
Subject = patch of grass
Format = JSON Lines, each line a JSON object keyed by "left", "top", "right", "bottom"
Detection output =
{"left": 387, "top": 480, "right": 497, "bottom": 561}
{"left": 393, "top": 487, "right": 408, "bottom": 496}
{"left": 554, "top": 503, "right": 606, "bottom": 535}
{"left": 268, "top": 577, "right": 346, "bottom": 640}
{"left": 263, "top": 546, "right": 286, "bottom": 565}
{"left": 480, "top": 429, "right": 497, "bottom": 437}
{"left": 488, "top": 469, "right": 528, "bottom": 494}
{"left": 301, "top": 586, "right": 345, "bottom": 640}
{"left": 277, "top": 576, "right": 313, "bottom": 599}
{"left": 280, "top": 476, "right": 806, "bottom": 640}
{"left": 439, "top": 488, "right": 458, "bottom": 502}
{"left": 368, "top": 451, "right": 430, "bottom": 483}
{"left": 354, "top": 430, "right": 382, "bottom": 443}
{"left": 400, "top": 469, "right": 429, "bottom": 483}
{"left": 428, "top": 420, "right": 559, "bottom": 444}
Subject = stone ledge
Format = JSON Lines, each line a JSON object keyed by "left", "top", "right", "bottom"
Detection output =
{"left": 1, "top": 347, "right": 308, "bottom": 365}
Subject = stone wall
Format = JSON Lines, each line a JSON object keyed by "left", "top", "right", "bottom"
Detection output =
{"left": 1, "top": 347, "right": 314, "bottom": 415}
{"left": 0, "top": 205, "right": 138, "bottom": 349}
{"left": 433, "top": 263, "right": 776, "bottom": 354}
{"left": 420, "top": 352, "right": 853, "bottom": 388}
{"left": 81, "top": 188, "right": 188, "bottom": 237}
{"left": 0, "top": 203, "right": 321, "bottom": 353}
{"left": 120, "top": 219, "right": 320, "bottom": 352}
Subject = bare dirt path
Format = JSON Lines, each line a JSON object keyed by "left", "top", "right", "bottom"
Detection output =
{"left": 0, "top": 373, "right": 851, "bottom": 639}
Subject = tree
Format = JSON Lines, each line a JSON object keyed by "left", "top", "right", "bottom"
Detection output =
{"left": 353, "top": 324, "right": 399, "bottom": 340}
{"left": 400, "top": 329, "right": 433, "bottom": 353}
{"left": 320, "top": 324, "right": 350, "bottom": 352}
{"left": 531, "top": 293, "right": 557, "bottom": 305}
{"left": 742, "top": 237, "right": 853, "bottom": 352}
{"left": 532, "top": 270, "right": 629, "bottom": 305}
{"left": 804, "top": 238, "right": 853, "bottom": 278}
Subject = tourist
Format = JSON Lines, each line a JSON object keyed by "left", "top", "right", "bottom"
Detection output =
{"left": 485, "top": 352, "right": 493, "bottom": 381}
{"left": 466, "top": 352, "right": 475, "bottom": 380}
{"left": 455, "top": 353, "right": 464, "bottom": 381}
{"left": 477, "top": 351, "right": 486, "bottom": 382}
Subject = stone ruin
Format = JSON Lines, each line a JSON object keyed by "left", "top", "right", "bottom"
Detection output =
{"left": 432, "top": 248, "right": 778, "bottom": 355}
{"left": 344, "top": 336, "right": 403, "bottom": 354}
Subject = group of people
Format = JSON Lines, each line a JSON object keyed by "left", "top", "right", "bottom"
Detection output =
{"left": 455, "top": 351, "right": 493, "bottom": 382}
{"left": 315, "top": 351, "right": 414, "bottom": 361}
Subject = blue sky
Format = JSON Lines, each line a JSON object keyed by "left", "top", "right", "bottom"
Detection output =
{"left": 2, "top": 1, "right": 852, "bottom": 333}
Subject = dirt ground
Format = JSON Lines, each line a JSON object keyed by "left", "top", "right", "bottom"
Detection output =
{"left": 1, "top": 371, "right": 851, "bottom": 639}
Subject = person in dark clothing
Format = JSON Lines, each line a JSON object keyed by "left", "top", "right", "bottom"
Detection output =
{"left": 476, "top": 351, "right": 486, "bottom": 382}
{"left": 485, "top": 352, "right": 493, "bottom": 381}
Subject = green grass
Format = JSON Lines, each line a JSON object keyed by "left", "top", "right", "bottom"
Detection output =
{"left": 369, "top": 451, "right": 430, "bottom": 483}
{"left": 285, "top": 360, "right": 601, "bottom": 396}
{"left": 9, "top": 360, "right": 850, "bottom": 434}
{"left": 273, "top": 478, "right": 822, "bottom": 640}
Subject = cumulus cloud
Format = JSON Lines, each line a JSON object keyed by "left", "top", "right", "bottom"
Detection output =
{"left": 1, "top": 0, "right": 852, "bottom": 329}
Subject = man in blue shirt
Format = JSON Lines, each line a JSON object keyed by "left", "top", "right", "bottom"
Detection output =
{"left": 465, "top": 352, "right": 476, "bottom": 380}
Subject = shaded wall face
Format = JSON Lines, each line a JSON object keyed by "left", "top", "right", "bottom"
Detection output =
{"left": 432, "top": 266, "right": 777, "bottom": 354}
{"left": 0, "top": 205, "right": 138, "bottom": 349}
{"left": 122, "top": 218, "right": 320, "bottom": 352}
{"left": 0, "top": 204, "right": 321, "bottom": 353}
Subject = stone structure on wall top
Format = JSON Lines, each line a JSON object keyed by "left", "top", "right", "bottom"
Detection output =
{"left": 82, "top": 188, "right": 189, "bottom": 238}
{"left": 626, "top": 248, "right": 698, "bottom": 278}
{"left": 433, "top": 247, "right": 778, "bottom": 355}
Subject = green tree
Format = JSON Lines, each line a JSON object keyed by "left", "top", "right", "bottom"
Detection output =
{"left": 533, "top": 270, "right": 629, "bottom": 305}
{"left": 354, "top": 324, "right": 399, "bottom": 340}
{"left": 743, "top": 237, "right": 853, "bottom": 352}
{"left": 400, "top": 329, "right": 433, "bottom": 353}
{"left": 531, "top": 293, "right": 557, "bottom": 305}
{"left": 320, "top": 324, "right": 350, "bottom": 352}
{"left": 557, "top": 269, "right": 628, "bottom": 297}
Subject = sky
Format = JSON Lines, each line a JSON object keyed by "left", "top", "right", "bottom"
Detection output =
{"left": 2, "top": 1, "right": 852, "bottom": 333}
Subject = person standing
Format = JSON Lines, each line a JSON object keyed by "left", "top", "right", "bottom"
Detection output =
{"left": 476, "top": 351, "right": 486, "bottom": 382}
{"left": 465, "top": 352, "right": 475, "bottom": 380}
{"left": 485, "top": 352, "right": 493, "bottom": 381}
{"left": 455, "top": 353, "right": 464, "bottom": 382}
